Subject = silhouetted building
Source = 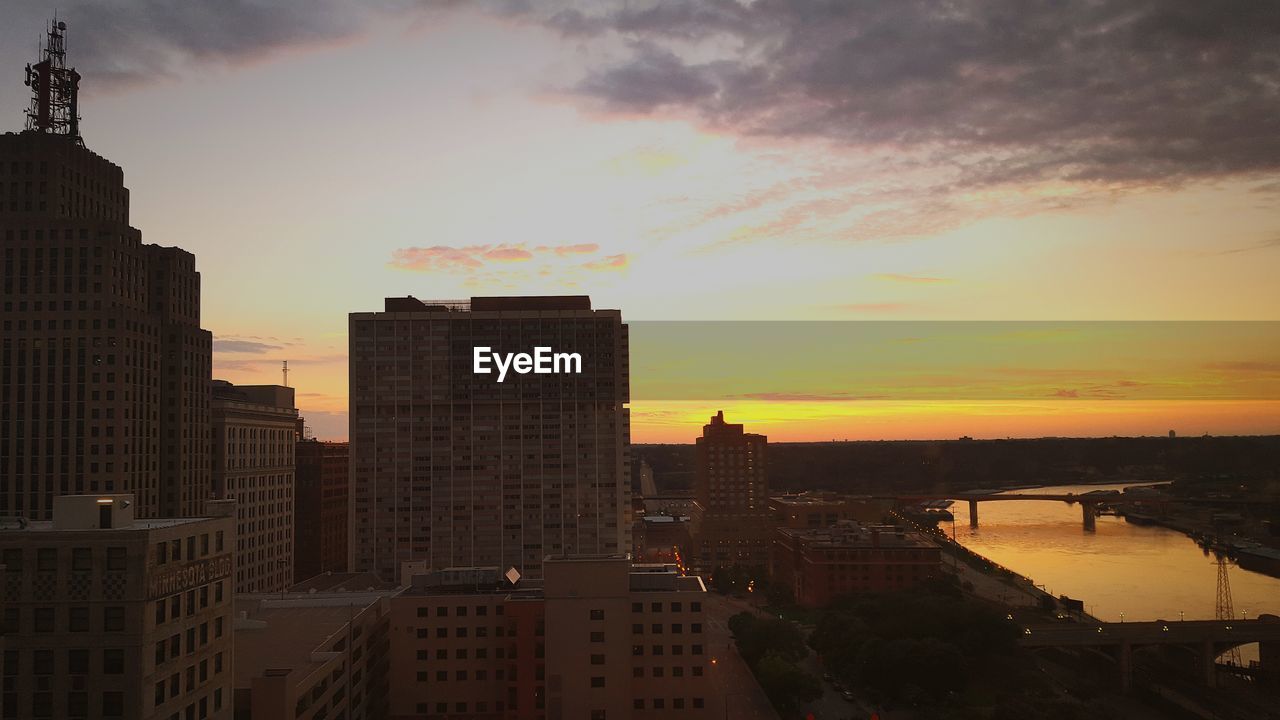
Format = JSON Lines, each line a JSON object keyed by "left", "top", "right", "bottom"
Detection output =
{"left": 772, "top": 521, "right": 941, "bottom": 608}
{"left": 1, "top": 31, "right": 212, "bottom": 520}
{"left": 294, "top": 438, "right": 350, "bottom": 581}
{"left": 0, "top": 494, "right": 237, "bottom": 720}
{"left": 233, "top": 591, "right": 391, "bottom": 720}
{"left": 348, "top": 296, "right": 630, "bottom": 581}
{"left": 211, "top": 382, "right": 297, "bottom": 593}
{"left": 388, "top": 556, "right": 708, "bottom": 720}
{"left": 690, "top": 412, "right": 772, "bottom": 570}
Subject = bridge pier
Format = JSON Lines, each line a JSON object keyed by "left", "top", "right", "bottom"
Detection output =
{"left": 1201, "top": 640, "right": 1219, "bottom": 688}
{"left": 969, "top": 500, "right": 979, "bottom": 528}
{"left": 1082, "top": 501, "right": 1097, "bottom": 532}
{"left": 1118, "top": 641, "right": 1132, "bottom": 693}
{"left": 1261, "top": 614, "right": 1280, "bottom": 689}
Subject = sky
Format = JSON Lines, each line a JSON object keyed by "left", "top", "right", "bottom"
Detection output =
{"left": 2, "top": 1, "right": 1277, "bottom": 442}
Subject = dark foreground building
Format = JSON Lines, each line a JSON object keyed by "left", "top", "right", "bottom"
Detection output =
{"left": 1, "top": 22, "right": 212, "bottom": 520}
{"left": 294, "top": 437, "right": 350, "bottom": 581}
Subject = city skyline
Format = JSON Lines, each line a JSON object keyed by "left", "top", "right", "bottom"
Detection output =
{"left": 1, "top": 4, "right": 1275, "bottom": 442}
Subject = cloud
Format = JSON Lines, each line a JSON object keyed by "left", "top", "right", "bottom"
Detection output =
{"left": 734, "top": 392, "right": 887, "bottom": 402}
{"left": 873, "top": 273, "right": 950, "bottom": 284}
{"left": 212, "top": 338, "right": 283, "bottom": 354}
{"left": 1210, "top": 236, "right": 1280, "bottom": 256}
{"left": 1202, "top": 361, "right": 1280, "bottom": 374}
{"left": 541, "top": 0, "right": 1280, "bottom": 186}
{"left": 834, "top": 302, "right": 911, "bottom": 314}
{"left": 583, "top": 253, "right": 629, "bottom": 270}
{"left": 391, "top": 243, "right": 620, "bottom": 273}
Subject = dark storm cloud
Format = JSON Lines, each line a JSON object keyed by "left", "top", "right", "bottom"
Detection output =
{"left": 9, "top": 0, "right": 418, "bottom": 88}
{"left": 550, "top": 0, "right": 1280, "bottom": 185}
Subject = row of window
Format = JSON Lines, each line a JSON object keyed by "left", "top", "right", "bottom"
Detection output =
{"left": 2, "top": 606, "right": 125, "bottom": 634}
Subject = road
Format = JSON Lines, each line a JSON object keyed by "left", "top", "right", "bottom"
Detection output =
{"left": 702, "top": 592, "right": 782, "bottom": 720}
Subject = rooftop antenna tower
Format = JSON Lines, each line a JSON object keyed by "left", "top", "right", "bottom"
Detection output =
{"left": 1215, "top": 554, "right": 1242, "bottom": 667}
{"left": 24, "top": 16, "right": 82, "bottom": 142}
{"left": 282, "top": 360, "right": 290, "bottom": 388}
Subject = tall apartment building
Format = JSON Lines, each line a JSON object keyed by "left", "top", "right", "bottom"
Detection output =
{"left": 349, "top": 296, "right": 630, "bottom": 581}
{"left": 387, "top": 556, "right": 709, "bottom": 720}
{"left": 211, "top": 381, "right": 297, "bottom": 593}
{"left": 691, "top": 411, "right": 773, "bottom": 571}
{"left": 294, "top": 438, "right": 350, "bottom": 582}
{"left": 0, "top": 494, "right": 236, "bottom": 720}
{"left": 0, "top": 24, "right": 212, "bottom": 520}
{"left": 233, "top": 591, "right": 392, "bottom": 720}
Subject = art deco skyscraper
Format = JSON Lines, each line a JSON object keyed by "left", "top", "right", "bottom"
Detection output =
{"left": 0, "top": 22, "right": 212, "bottom": 520}
{"left": 349, "top": 295, "right": 630, "bottom": 581}
{"left": 691, "top": 411, "right": 773, "bottom": 570}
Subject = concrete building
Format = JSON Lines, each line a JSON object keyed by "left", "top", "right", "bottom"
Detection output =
{"left": 294, "top": 439, "right": 349, "bottom": 582}
{"left": 387, "top": 556, "right": 709, "bottom": 720}
{"left": 348, "top": 296, "right": 630, "bottom": 581}
{"left": 690, "top": 412, "right": 772, "bottom": 571}
{"left": 211, "top": 382, "right": 297, "bottom": 594}
{"left": 232, "top": 591, "right": 392, "bottom": 720}
{"left": 0, "top": 494, "right": 236, "bottom": 720}
{"left": 1, "top": 72, "right": 212, "bottom": 521}
{"left": 771, "top": 520, "right": 942, "bottom": 608}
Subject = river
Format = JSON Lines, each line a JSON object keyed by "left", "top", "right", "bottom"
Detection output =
{"left": 950, "top": 483, "right": 1280, "bottom": 663}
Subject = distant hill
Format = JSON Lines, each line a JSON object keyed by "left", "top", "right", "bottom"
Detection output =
{"left": 632, "top": 435, "right": 1280, "bottom": 495}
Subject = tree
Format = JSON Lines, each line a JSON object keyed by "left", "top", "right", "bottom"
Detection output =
{"left": 755, "top": 651, "right": 822, "bottom": 713}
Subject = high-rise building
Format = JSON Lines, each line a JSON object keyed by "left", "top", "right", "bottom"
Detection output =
{"left": 211, "top": 381, "right": 297, "bottom": 593}
{"left": 0, "top": 494, "right": 237, "bottom": 720}
{"left": 387, "top": 556, "right": 709, "bottom": 720}
{"left": 690, "top": 411, "right": 772, "bottom": 571}
{"left": 0, "top": 22, "right": 212, "bottom": 520}
{"left": 294, "top": 438, "right": 350, "bottom": 581}
{"left": 348, "top": 296, "right": 630, "bottom": 581}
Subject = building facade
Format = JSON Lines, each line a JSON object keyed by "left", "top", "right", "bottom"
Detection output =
{"left": 771, "top": 521, "right": 942, "bottom": 608}
{"left": 387, "top": 557, "right": 708, "bottom": 720}
{"left": 233, "top": 591, "right": 391, "bottom": 720}
{"left": 293, "top": 439, "right": 350, "bottom": 583}
{"left": 691, "top": 412, "right": 772, "bottom": 571}
{"left": 0, "top": 494, "right": 236, "bottom": 720}
{"left": 349, "top": 296, "right": 630, "bottom": 581}
{"left": 1, "top": 129, "right": 212, "bottom": 520}
{"left": 211, "top": 382, "right": 297, "bottom": 594}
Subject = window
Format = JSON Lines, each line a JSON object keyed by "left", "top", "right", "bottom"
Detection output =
{"left": 691, "top": 602, "right": 702, "bottom": 612}
{"left": 72, "top": 547, "right": 92, "bottom": 571}
{"left": 590, "top": 654, "right": 605, "bottom": 665}
{"left": 106, "top": 547, "right": 127, "bottom": 571}
{"left": 36, "top": 548, "right": 57, "bottom": 571}
{"left": 34, "top": 607, "right": 55, "bottom": 632}
{"left": 650, "top": 602, "right": 662, "bottom": 612}
{"left": 104, "top": 649, "right": 124, "bottom": 674}
{"left": 104, "top": 606, "right": 125, "bottom": 631}
{"left": 674, "top": 698, "right": 685, "bottom": 709}
{"left": 456, "top": 606, "right": 468, "bottom": 617}
{"left": 102, "top": 691, "right": 124, "bottom": 718}
{"left": 633, "top": 666, "right": 644, "bottom": 677}
{"left": 589, "top": 609, "right": 604, "bottom": 621}
{"left": 70, "top": 607, "right": 90, "bottom": 632}
{"left": 652, "top": 623, "right": 663, "bottom": 634}
{"left": 634, "top": 699, "right": 645, "bottom": 710}
{"left": 590, "top": 631, "right": 604, "bottom": 643}
{"left": 692, "top": 644, "right": 704, "bottom": 655}
{"left": 631, "top": 602, "right": 642, "bottom": 612}
{"left": 33, "top": 650, "right": 54, "bottom": 674}
{"left": 69, "top": 649, "right": 89, "bottom": 674}
{"left": 632, "top": 623, "right": 643, "bottom": 634}
{"left": 694, "top": 698, "right": 705, "bottom": 709}
{"left": 590, "top": 676, "right": 605, "bottom": 688}
{"left": 672, "top": 602, "right": 682, "bottom": 612}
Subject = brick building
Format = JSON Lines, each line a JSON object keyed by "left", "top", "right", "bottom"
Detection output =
{"left": 293, "top": 439, "right": 349, "bottom": 582}
{"left": 772, "top": 521, "right": 942, "bottom": 608}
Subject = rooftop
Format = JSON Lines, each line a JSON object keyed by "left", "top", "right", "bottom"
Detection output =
{"left": 234, "top": 599, "right": 364, "bottom": 687}
{"left": 780, "top": 521, "right": 936, "bottom": 550}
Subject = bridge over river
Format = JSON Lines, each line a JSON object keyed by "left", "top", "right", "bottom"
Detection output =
{"left": 1018, "top": 615, "right": 1280, "bottom": 691}
{"left": 883, "top": 490, "right": 1122, "bottom": 530}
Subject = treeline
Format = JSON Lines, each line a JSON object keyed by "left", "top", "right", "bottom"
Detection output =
{"left": 634, "top": 435, "right": 1280, "bottom": 494}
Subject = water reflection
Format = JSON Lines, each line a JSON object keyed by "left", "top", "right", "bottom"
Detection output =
{"left": 950, "top": 483, "right": 1280, "bottom": 663}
